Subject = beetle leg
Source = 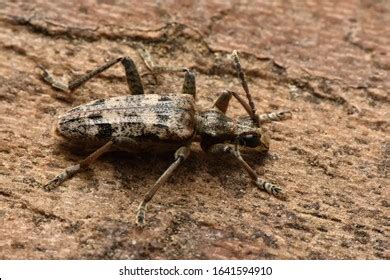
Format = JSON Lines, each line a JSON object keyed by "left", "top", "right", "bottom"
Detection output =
{"left": 121, "top": 57, "right": 144, "bottom": 95}
{"left": 213, "top": 91, "right": 232, "bottom": 114}
{"left": 39, "top": 56, "right": 144, "bottom": 95}
{"left": 39, "top": 57, "right": 122, "bottom": 92}
{"left": 43, "top": 141, "right": 114, "bottom": 191}
{"left": 258, "top": 110, "right": 292, "bottom": 124}
{"left": 212, "top": 90, "right": 255, "bottom": 120}
{"left": 182, "top": 70, "right": 196, "bottom": 97}
{"left": 136, "top": 146, "right": 191, "bottom": 225}
{"left": 136, "top": 45, "right": 196, "bottom": 97}
{"left": 207, "top": 143, "right": 282, "bottom": 196}
{"left": 137, "top": 44, "right": 187, "bottom": 74}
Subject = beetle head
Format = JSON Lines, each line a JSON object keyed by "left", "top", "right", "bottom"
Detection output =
{"left": 234, "top": 116, "right": 270, "bottom": 152}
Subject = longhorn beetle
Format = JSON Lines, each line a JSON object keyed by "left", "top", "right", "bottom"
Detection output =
{"left": 40, "top": 49, "right": 292, "bottom": 225}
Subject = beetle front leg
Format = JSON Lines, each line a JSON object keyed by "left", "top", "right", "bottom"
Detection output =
{"left": 43, "top": 141, "right": 114, "bottom": 191}
{"left": 213, "top": 91, "right": 232, "bottom": 113}
{"left": 258, "top": 110, "right": 292, "bottom": 124}
{"left": 207, "top": 144, "right": 282, "bottom": 196}
{"left": 212, "top": 90, "right": 258, "bottom": 121}
{"left": 136, "top": 146, "right": 191, "bottom": 225}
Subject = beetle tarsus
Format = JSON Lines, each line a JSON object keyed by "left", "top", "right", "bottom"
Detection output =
{"left": 39, "top": 65, "right": 70, "bottom": 92}
{"left": 255, "top": 178, "right": 282, "bottom": 196}
{"left": 43, "top": 164, "right": 81, "bottom": 191}
{"left": 136, "top": 203, "right": 147, "bottom": 225}
{"left": 258, "top": 110, "right": 292, "bottom": 124}
{"left": 43, "top": 141, "right": 113, "bottom": 191}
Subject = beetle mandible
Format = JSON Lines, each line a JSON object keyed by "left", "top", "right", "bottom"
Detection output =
{"left": 40, "top": 49, "right": 292, "bottom": 225}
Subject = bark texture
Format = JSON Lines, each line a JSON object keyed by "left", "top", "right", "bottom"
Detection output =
{"left": 0, "top": 0, "right": 389, "bottom": 259}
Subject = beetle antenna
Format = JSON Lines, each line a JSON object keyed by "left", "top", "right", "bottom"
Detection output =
{"left": 227, "top": 90, "right": 254, "bottom": 120}
{"left": 231, "top": 50, "right": 260, "bottom": 126}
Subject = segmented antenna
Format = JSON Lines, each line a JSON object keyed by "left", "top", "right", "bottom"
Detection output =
{"left": 231, "top": 50, "right": 260, "bottom": 127}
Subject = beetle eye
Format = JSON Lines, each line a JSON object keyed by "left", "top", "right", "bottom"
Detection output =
{"left": 239, "top": 134, "right": 260, "bottom": 147}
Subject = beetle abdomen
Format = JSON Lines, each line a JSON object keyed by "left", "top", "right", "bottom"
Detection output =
{"left": 57, "top": 94, "right": 196, "bottom": 146}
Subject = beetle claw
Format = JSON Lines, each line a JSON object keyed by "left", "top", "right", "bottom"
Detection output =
{"left": 43, "top": 179, "right": 60, "bottom": 191}
{"left": 42, "top": 164, "right": 81, "bottom": 191}
{"left": 278, "top": 110, "right": 292, "bottom": 120}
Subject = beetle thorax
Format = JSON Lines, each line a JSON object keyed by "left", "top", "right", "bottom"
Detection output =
{"left": 195, "top": 110, "right": 258, "bottom": 140}
{"left": 195, "top": 109, "right": 270, "bottom": 152}
{"left": 195, "top": 110, "right": 234, "bottom": 140}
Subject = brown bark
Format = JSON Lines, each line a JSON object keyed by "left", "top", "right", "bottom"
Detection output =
{"left": 0, "top": 0, "right": 388, "bottom": 259}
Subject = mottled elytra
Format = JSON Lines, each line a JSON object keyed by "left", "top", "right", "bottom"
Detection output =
{"left": 40, "top": 49, "right": 292, "bottom": 225}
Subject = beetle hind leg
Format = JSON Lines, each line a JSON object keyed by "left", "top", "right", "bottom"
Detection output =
{"left": 40, "top": 56, "right": 145, "bottom": 95}
{"left": 39, "top": 57, "right": 123, "bottom": 92}
{"left": 43, "top": 141, "right": 114, "bottom": 191}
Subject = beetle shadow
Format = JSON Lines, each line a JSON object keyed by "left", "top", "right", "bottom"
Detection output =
{"left": 105, "top": 151, "right": 175, "bottom": 191}
{"left": 186, "top": 149, "right": 271, "bottom": 198}
{"left": 53, "top": 143, "right": 273, "bottom": 200}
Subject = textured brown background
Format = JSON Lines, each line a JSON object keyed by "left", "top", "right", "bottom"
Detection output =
{"left": 0, "top": 0, "right": 389, "bottom": 259}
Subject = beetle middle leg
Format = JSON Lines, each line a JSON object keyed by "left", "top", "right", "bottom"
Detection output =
{"left": 137, "top": 44, "right": 186, "bottom": 75}
{"left": 136, "top": 146, "right": 191, "bottom": 225}
{"left": 137, "top": 45, "right": 196, "bottom": 97}
{"left": 207, "top": 143, "right": 282, "bottom": 196}
{"left": 43, "top": 140, "right": 114, "bottom": 191}
{"left": 40, "top": 56, "right": 144, "bottom": 95}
